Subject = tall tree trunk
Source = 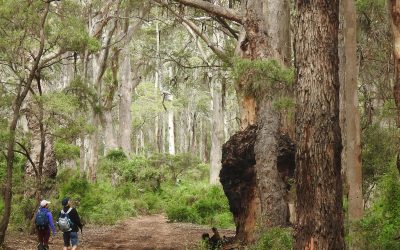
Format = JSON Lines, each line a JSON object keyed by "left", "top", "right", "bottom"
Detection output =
{"left": 0, "top": 2, "right": 50, "bottom": 244}
{"left": 88, "top": 113, "right": 101, "bottom": 182}
{"left": 341, "top": 0, "right": 363, "bottom": 246}
{"left": 210, "top": 75, "right": 225, "bottom": 185}
{"left": 390, "top": 0, "right": 400, "bottom": 174}
{"left": 117, "top": 3, "right": 149, "bottom": 156}
{"left": 103, "top": 110, "right": 118, "bottom": 153}
{"left": 235, "top": 0, "right": 291, "bottom": 238}
{"left": 167, "top": 94, "right": 176, "bottom": 155}
{"left": 79, "top": 133, "right": 86, "bottom": 176}
{"left": 87, "top": 1, "right": 120, "bottom": 181}
{"left": 294, "top": 0, "right": 344, "bottom": 249}
{"left": 199, "top": 119, "right": 204, "bottom": 160}
{"left": 254, "top": 98, "right": 288, "bottom": 228}
{"left": 119, "top": 46, "right": 133, "bottom": 155}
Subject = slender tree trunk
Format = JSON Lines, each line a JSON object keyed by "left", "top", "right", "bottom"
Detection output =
{"left": 88, "top": 113, "right": 101, "bottom": 182}
{"left": 199, "top": 119, "right": 204, "bottom": 160}
{"left": 167, "top": 106, "right": 175, "bottom": 155}
{"left": 210, "top": 75, "right": 225, "bottom": 185}
{"left": 0, "top": 3, "right": 50, "bottom": 244}
{"left": 119, "top": 46, "right": 133, "bottom": 155}
{"left": 166, "top": 67, "right": 175, "bottom": 155}
{"left": 79, "top": 133, "right": 86, "bottom": 176}
{"left": 390, "top": 0, "right": 400, "bottom": 174}
{"left": 190, "top": 112, "right": 197, "bottom": 153}
{"left": 179, "top": 112, "right": 185, "bottom": 153}
{"left": 294, "top": 0, "right": 344, "bottom": 249}
{"left": 341, "top": 0, "right": 363, "bottom": 246}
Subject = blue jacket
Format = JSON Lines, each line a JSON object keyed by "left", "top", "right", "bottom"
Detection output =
{"left": 39, "top": 207, "right": 56, "bottom": 235}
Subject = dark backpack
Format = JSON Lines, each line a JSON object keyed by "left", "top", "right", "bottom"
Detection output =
{"left": 35, "top": 210, "right": 49, "bottom": 231}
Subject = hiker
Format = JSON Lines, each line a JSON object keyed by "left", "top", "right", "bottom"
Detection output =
{"left": 36, "top": 200, "right": 56, "bottom": 250}
{"left": 57, "top": 198, "right": 83, "bottom": 250}
{"left": 210, "top": 227, "right": 222, "bottom": 250}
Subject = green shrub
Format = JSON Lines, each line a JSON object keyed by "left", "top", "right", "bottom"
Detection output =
{"left": 106, "top": 149, "right": 127, "bottom": 161}
{"left": 164, "top": 183, "right": 234, "bottom": 228}
{"left": 54, "top": 140, "right": 79, "bottom": 163}
{"left": 251, "top": 227, "right": 293, "bottom": 250}
{"left": 142, "top": 192, "right": 162, "bottom": 213}
{"left": 166, "top": 204, "right": 198, "bottom": 223}
{"left": 354, "top": 165, "right": 400, "bottom": 249}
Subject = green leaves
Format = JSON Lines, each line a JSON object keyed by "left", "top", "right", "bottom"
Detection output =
{"left": 355, "top": 166, "right": 400, "bottom": 249}
{"left": 49, "top": 1, "right": 100, "bottom": 53}
{"left": 232, "top": 58, "right": 294, "bottom": 100}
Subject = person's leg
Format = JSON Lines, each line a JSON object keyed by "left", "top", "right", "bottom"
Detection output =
{"left": 43, "top": 228, "right": 50, "bottom": 249}
{"left": 70, "top": 231, "right": 79, "bottom": 250}
{"left": 37, "top": 230, "right": 44, "bottom": 248}
{"left": 63, "top": 232, "right": 71, "bottom": 250}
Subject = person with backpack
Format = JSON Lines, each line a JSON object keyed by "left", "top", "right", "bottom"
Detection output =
{"left": 35, "top": 200, "right": 56, "bottom": 250}
{"left": 57, "top": 198, "right": 83, "bottom": 250}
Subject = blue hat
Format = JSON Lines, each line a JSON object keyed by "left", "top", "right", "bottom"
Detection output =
{"left": 62, "top": 197, "right": 69, "bottom": 206}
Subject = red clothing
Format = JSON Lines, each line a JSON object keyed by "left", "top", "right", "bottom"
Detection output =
{"left": 37, "top": 228, "right": 50, "bottom": 247}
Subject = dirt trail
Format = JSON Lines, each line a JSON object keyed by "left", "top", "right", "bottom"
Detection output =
{"left": 5, "top": 214, "right": 235, "bottom": 250}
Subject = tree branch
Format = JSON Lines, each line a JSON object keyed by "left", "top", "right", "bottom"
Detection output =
{"left": 155, "top": 0, "right": 231, "bottom": 64}
{"left": 171, "top": 0, "right": 242, "bottom": 24}
{"left": 15, "top": 142, "right": 38, "bottom": 177}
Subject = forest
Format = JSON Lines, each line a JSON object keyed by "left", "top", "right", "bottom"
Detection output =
{"left": 0, "top": 0, "right": 399, "bottom": 249}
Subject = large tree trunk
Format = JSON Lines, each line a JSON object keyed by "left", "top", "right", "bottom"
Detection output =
{"left": 221, "top": 126, "right": 295, "bottom": 243}
{"left": 210, "top": 75, "right": 225, "bottom": 185}
{"left": 229, "top": 0, "right": 291, "bottom": 240}
{"left": 294, "top": 0, "right": 344, "bottom": 249}
{"left": 390, "top": 0, "right": 400, "bottom": 174}
{"left": 103, "top": 110, "right": 118, "bottom": 153}
{"left": 254, "top": 99, "right": 289, "bottom": 228}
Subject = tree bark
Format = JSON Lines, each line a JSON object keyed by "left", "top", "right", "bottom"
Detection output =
{"left": 236, "top": 0, "right": 291, "bottom": 239}
{"left": 341, "top": 0, "right": 363, "bottom": 245}
{"left": 221, "top": 126, "right": 295, "bottom": 243}
{"left": 254, "top": 99, "right": 288, "bottom": 228}
{"left": 294, "top": 0, "right": 344, "bottom": 249}
{"left": 390, "top": 0, "right": 400, "bottom": 174}
{"left": 103, "top": 109, "right": 118, "bottom": 153}
{"left": 119, "top": 46, "right": 133, "bottom": 155}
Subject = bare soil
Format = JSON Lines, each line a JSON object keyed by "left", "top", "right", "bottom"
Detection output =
{"left": 4, "top": 214, "right": 235, "bottom": 250}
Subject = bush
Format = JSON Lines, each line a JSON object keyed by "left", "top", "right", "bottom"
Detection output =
{"left": 251, "top": 228, "right": 293, "bottom": 250}
{"left": 166, "top": 205, "right": 198, "bottom": 223}
{"left": 353, "top": 165, "right": 400, "bottom": 249}
{"left": 106, "top": 149, "right": 127, "bottom": 161}
{"left": 164, "top": 183, "right": 234, "bottom": 228}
